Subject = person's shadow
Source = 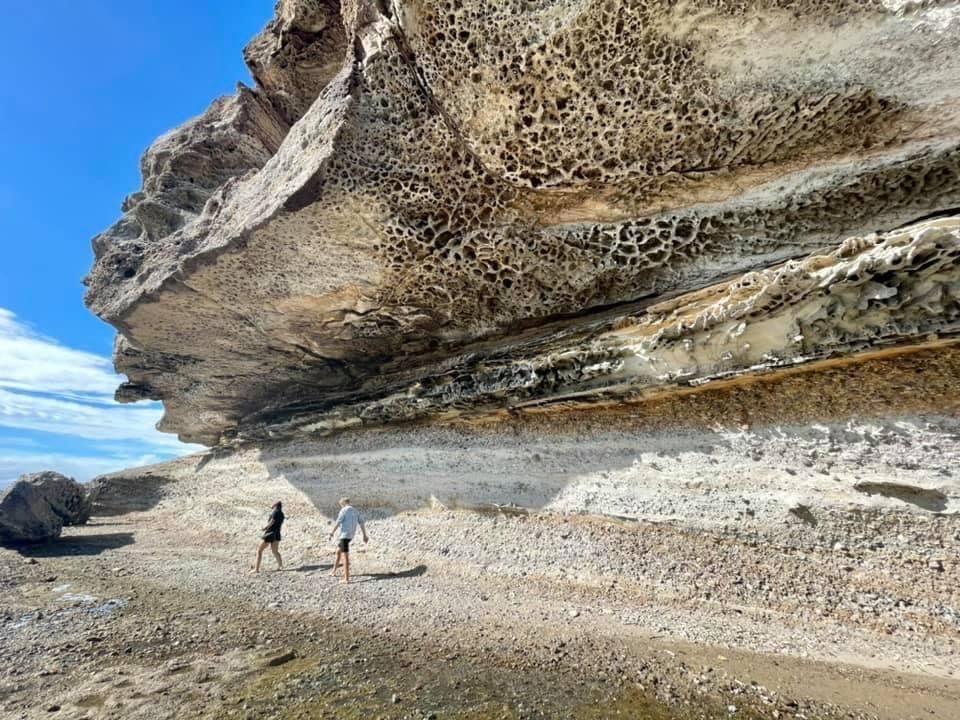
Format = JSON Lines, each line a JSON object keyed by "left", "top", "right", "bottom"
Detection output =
{"left": 354, "top": 564, "right": 427, "bottom": 583}
{"left": 290, "top": 563, "right": 333, "bottom": 572}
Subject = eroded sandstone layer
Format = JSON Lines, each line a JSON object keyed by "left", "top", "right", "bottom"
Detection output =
{"left": 86, "top": 0, "right": 960, "bottom": 445}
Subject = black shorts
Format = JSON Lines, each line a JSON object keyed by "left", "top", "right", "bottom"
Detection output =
{"left": 262, "top": 532, "right": 280, "bottom": 543}
{"left": 337, "top": 537, "right": 351, "bottom": 553}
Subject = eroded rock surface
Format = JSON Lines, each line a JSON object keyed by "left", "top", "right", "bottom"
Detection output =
{"left": 86, "top": 0, "right": 960, "bottom": 445}
{"left": 0, "top": 472, "right": 92, "bottom": 545}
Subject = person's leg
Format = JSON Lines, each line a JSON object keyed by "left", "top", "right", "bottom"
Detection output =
{"left": 253, "top": 541, "right": 268, "bottom": 573}
{"left": 331, "top": 548, "right": 342, "bottom": 576}
{"left": 271, "top": 541, "right": 282, "bottom": 570}
{"left": 343, "top": 549, "right": 350, "bottom": 583}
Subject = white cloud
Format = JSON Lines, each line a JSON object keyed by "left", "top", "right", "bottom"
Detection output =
{"left": 0, "top": 447, "right": 177, "bottom": 487}
{"left": 0, "top": 387, "right": 189, "bottom": 450}
{"left": 0, "top": 308, "right": 119, "bottom": 399}
{"left": 0, "top": 308, "right": 202, "bottom": 482}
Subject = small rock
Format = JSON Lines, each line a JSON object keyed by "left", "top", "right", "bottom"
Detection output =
{"left": 391, "top": 693, "right": 400, "bottom": 704}
{"left": 262, "top": 649, "right": 297, "bottom": 667}
{"left": 568, "top": 609, "right": 580, "bottom": 618}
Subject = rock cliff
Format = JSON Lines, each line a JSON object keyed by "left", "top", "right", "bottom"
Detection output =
{"left": 86, "top": 0, "right": 960, "bottom": 446}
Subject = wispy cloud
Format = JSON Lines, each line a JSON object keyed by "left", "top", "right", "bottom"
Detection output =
{"left": 0, "top": 307, "right": 202, "bottom": 484}
{"left": 0, "top": 448, "right": 172, "bottom": 487}
{"left": 0, "top": 308, "right": 118, "bottom": 399}
{"left": 0, "top": 387, "right": 187, "bottom": 449}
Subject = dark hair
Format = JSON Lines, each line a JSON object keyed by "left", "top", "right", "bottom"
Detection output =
{"left": 272, "top": 500, "right": 282, "bottom": 509}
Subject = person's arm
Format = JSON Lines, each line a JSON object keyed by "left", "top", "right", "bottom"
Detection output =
{"left": 329, "top": 508, "right": 343, "bottom": 540}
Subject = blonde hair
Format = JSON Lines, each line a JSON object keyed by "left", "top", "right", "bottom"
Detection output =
{"left": 339, "top": 497, "right": 350, "bottom": 506}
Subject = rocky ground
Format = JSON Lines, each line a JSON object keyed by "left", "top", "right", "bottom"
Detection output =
{"left": 2, "top": 410, "right": 958, "bottom": 719}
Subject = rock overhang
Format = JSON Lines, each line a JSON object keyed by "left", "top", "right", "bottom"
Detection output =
{"left": 85, "top": 0, "right": 960, "bottom": 445}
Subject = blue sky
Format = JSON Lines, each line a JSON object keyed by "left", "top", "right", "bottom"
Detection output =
{"left": 0, "top": 1, "right": 274, "bottom": 485}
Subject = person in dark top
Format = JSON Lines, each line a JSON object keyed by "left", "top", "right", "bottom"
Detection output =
{"left": 253, "top": 500, "right": 284, "bottom": 574}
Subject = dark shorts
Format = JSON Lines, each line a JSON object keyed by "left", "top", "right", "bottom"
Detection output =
{"left": 338, "top": 537, "right": 351, "bottom": 553}
{"left": 262, "top": 532, "right": 280, "bottom": 543}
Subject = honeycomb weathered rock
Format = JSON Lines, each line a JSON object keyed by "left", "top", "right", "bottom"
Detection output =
{"left": 85, "top": 0, "right": 960, "bottom": 445}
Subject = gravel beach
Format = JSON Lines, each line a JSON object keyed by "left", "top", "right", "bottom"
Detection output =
{"left": 2, "top": 413, "right": 958, "bottom": 719}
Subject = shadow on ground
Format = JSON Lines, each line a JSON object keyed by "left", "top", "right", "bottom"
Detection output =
{"left": 853, "top": 482, "right": 949, "bottom": 512}
{"left": 89, "top": 473, "right": 173, "bottom": 516}
{"left": 16, "top": 532, "right": 135, "bottom": 558}
{"left": 258, "top": 428, "right": 730, "bottom": 523}
{"left": 291, "top": 563, "right": 333, "bottom": 572}
{"left": 253, "top": 414, "right": 958, "bottom": 526}
{"left": 355, "top": 564, "right": 427, "bottom": 582}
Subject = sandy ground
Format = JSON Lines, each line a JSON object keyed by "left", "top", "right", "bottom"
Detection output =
{"left": 2, "top": 416, "right": 959, "bottom": 719}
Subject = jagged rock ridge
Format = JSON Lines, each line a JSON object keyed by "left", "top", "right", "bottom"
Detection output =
{"left": 86, "top": 0, "right": 960, "bottom": 445}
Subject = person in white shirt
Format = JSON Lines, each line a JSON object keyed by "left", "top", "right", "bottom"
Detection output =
{"left": 329, "top": 497, "right": 368, "bottom": 583}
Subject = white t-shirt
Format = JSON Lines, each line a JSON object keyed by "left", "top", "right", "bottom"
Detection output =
{"left": 336, "top": 505, "right": 362, "bottom": 539}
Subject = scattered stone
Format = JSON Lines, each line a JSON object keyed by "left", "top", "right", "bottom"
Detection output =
{"left": 262, "top": 650, "right": 297, "bottom": 668}
{"left": 788, "top": 504, "right": 817, "bottom": 527}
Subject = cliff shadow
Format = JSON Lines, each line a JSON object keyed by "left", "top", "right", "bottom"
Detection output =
{"left": 853, "top": 482, "right": 949, "bottom": 512}
{"left": 258, "top": 425, "right": 732, "bottom": 523}
{"left": 89, "top": 473, "right": 173, "bottom": 517}
{"left": 15, "top": 532, "right": 135, "bottom": 557}
{"left": 256, "top": 414, "right": 958, "bottom": 526}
